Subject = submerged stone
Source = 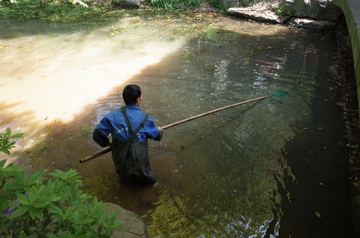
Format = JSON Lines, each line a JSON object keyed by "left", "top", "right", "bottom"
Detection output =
{"left": 288, "top": 18, "right": 337, "bottom": 31}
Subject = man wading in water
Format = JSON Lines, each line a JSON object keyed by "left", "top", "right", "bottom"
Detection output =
{"left": 92, "top": 85, "right": 163, "bottom": 186}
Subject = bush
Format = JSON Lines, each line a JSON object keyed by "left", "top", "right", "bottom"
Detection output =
{"left": 238, "top": 0, "right": 269, "bottom": 7}
{"left": 145, "top": 0, "right": 222, "bottom": 10}
{"left": 146, "top": 0, "right": 201, "bottom": 9}
{"left": 0, "top": 0, "right": 103, "bottom": 22}
{"left": 0, "top": 128, "right": 124, "bottom": 237}
{"left": 0, "top": 128, "right": 23, "bottom": 155}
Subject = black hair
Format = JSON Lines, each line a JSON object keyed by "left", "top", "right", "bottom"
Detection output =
{"left": 123, "top": 85, "right": 141, "bottom": 105}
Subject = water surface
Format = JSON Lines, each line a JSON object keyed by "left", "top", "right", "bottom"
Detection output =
{"left": 0, "top": 12, "right": 352, "bottom": 237}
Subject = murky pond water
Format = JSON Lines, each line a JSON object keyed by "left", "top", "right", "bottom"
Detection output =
{"left": 0, "top": 11, "right": 353, "bottom": 237}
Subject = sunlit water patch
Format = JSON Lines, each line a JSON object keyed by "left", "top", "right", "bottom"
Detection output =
{"left": 0, "top": 17, "right": 186, "bottom": 163}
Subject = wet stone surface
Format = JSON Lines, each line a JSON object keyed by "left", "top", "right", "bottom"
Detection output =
{"left": 105, "top": 203, "right": 149, "bottom": 238}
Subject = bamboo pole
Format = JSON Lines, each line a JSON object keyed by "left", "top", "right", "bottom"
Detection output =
{"left": 79, "top": 147, "right": 112, "bottom": 163}
{"left": 161, "top": 94, "right": 270, "bottom": 130}
{"left": 79, "top": 94, "right": 271, "bottom": 163}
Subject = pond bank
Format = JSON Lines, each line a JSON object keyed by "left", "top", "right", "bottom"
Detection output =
{"left": 228, "top": 0, "right": 337, "bottom": 30}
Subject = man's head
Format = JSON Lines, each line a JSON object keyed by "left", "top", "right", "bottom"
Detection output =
{"left": 123, "top": 84, "right": 142, "bottom": 105}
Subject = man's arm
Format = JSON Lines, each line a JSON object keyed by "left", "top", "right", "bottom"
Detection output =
{"left": 92, "top": 129, "right": 110, "bottom": 147}
{"left": 154, "top": 126, "right": 163, "bottom": 141}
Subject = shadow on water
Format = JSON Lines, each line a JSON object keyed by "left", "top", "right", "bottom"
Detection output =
{"left": 277, "top": 36, "right": 354, "bottom": 237}
{"left": 0, "top": 13, "right": 353, "bottom": 237}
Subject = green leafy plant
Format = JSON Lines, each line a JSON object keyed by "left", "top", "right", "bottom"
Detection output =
{"left": 237, "top": 0, "right": 267, "bottom": 7}
{"left": 0, "top": 163, "right": 124, "bottom": 237}
{"left": 0, "top": 127, "right": 23, "bottom": 155}
{"left": 145, "top": 0, "right": 221, "bottom": 10}
{"left": 272, "top": 4, "right": 290, "bottom": 18}
{"left": 0, "top": 129, "right": 124, "bottom": 237}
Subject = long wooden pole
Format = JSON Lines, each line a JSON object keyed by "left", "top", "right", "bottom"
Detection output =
{"left": 161, "top": 94, "right": 270, "bottom": 130}
{"left": 79, "top": 147, "right": 112, "bottom": 163}
{"left": 79, "top": 94, "right": 271, "bottom": 163}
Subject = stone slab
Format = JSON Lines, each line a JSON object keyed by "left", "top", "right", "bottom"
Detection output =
{"left": 228, "top": 3, "right": 288, "bottom": 24}
{"left": 104, "top": 203, "right": 149, "bottom": 238}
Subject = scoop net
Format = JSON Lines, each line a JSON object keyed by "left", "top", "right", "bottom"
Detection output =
{"left": 270, "top": 91, "right": 288, "bottom": 101}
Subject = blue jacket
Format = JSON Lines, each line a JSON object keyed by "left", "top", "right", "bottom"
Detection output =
{"left": 95, "top": 105, "right": 161, "bottom": 143}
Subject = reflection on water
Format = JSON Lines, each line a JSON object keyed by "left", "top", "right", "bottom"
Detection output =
{"left": 0, "top": 13, "right": 352, "bottom": 237}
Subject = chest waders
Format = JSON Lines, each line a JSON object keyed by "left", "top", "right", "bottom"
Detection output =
{"left": 111, "top": 108, "right": 157, "bottom": 185}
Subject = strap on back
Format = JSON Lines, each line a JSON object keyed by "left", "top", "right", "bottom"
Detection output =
{"left": 121, "top": 107, "right": 149, "bottom": 142}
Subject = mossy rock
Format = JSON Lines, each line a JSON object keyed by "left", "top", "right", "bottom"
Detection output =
{"left": 280, "top": 0, "right": 342, "bottom": 20}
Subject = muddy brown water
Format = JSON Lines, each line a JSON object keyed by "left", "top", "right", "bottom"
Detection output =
{"left": 0, "top": 12, "right": 353, "bottom": 237}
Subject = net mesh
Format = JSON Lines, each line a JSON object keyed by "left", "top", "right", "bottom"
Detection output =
{"left": 271, "top": 91, "right": 288, "bottom": 100}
